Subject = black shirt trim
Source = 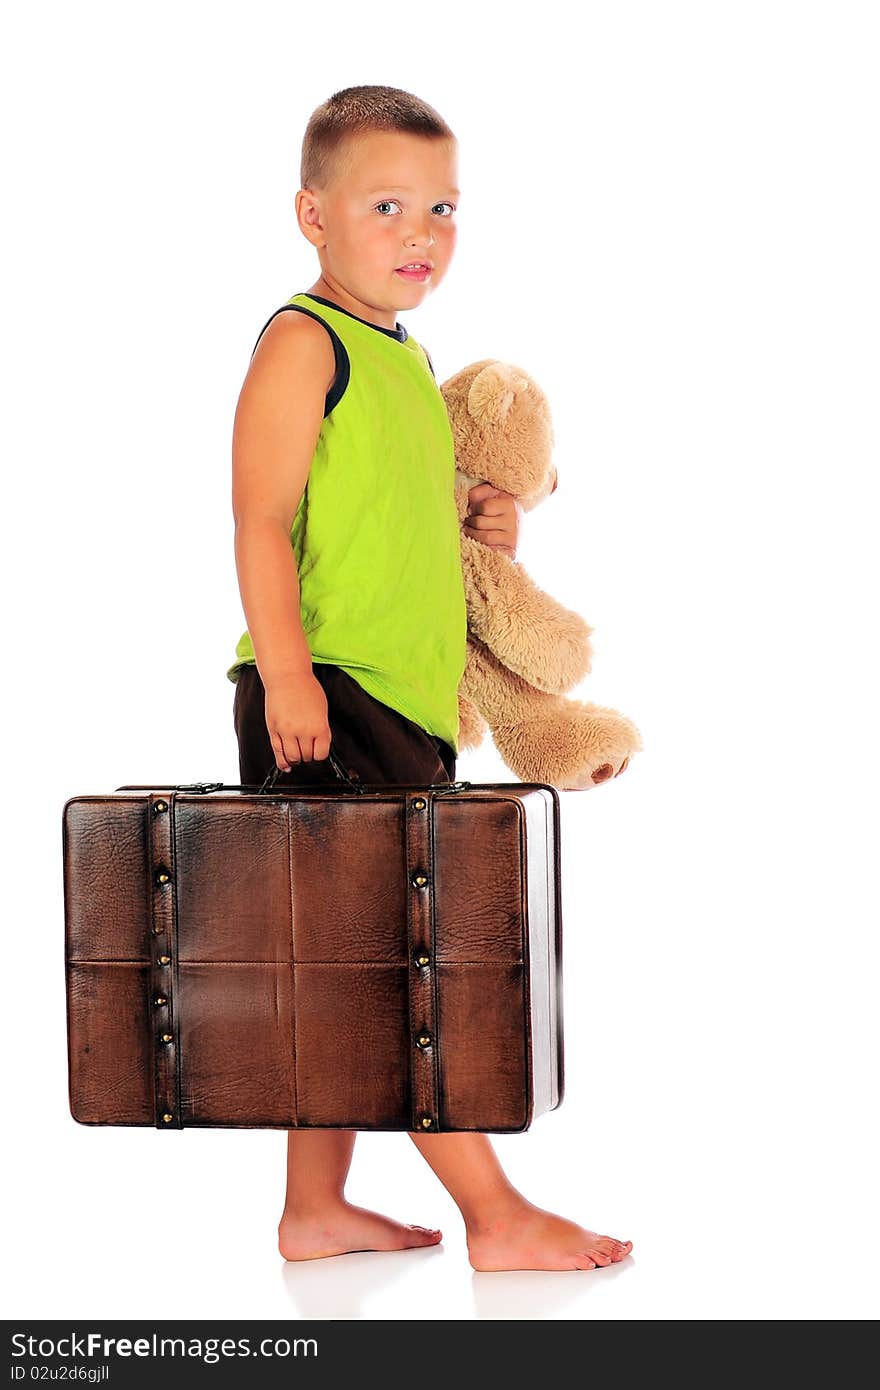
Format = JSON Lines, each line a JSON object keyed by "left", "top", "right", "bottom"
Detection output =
{"left": 251, "top": 305, "right": 350, "bottom": 418}
{"left": 303, "top": 292, "right": 408, "bottom": 343}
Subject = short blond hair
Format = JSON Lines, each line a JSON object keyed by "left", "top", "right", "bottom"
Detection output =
{"left": 301, "top": 84, "right": 456, "bottom": 191}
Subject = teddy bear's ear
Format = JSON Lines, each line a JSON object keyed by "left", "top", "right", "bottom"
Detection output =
{"left": 467, "top": 363, "right": 532, "bottom": 426}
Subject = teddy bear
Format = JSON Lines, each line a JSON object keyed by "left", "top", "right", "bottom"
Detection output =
{"left": 440, "top": 360, "right": 643, "bottom": 791}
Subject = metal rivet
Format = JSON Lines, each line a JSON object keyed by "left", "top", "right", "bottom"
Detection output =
{"left": 153, "top": 800, "right": 168, "bottom": 814}
{"left": 154, "top": 995, "right": 167, "bottom": 1006}
{"left": 416, "top": 1033, "right": 432, "bottom": 1049}
{"left": 415, "top": 953, "right": 430, "bottom": 968}
{"left": 158, "top": 954, "right": 171, "bottom": 965}
{"left": 412, "top": 873, "right": 428, "bottom": 888}
{"left": 162, "top": 1112, "right": 174, "bottom": 1123}
{"left": 420, "top": 1116, "right": 433, "bottom": 1129}
{"left": 161, "top": 1033, "right": 173, "bottom": 1044}
{"left": 152, "top": 923, "right": 164, "bottom": 934}
{"left": 155, "top": 867, "right": 171, "bottom": 885}
{"left": 413, "top": 798, "right": 426, "bottom": 811}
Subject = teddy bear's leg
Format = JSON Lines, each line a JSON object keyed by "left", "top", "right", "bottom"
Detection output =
{"left": 461, "top": 636, "right": 642, "bottom": 791}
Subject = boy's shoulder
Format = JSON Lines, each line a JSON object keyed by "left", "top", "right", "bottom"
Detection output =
{"left": 248, "top": 304, "right": 337, "bottom": 392}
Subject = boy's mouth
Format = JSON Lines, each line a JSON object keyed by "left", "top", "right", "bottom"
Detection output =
{"left": 394, "top": 263, "right": 432, "bottom": 281}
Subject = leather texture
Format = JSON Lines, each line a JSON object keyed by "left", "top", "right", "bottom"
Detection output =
{"left": 63, "top": 780, "right": 564, "bottom": 1132}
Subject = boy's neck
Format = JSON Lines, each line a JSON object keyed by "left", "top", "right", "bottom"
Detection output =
{"left": 306, "top": 278, "right": 401, "bottom": 333}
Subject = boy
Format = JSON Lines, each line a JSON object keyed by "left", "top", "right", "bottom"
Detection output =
{"left": 228, "top": 85, "right": 632, "bottom": 1271}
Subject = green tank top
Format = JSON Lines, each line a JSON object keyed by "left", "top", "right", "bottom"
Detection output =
{"left": 226, "top": 291, "right": 467, "bottom": 753}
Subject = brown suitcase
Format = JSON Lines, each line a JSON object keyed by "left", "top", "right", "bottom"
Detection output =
{"left": 63, "top": 766, "right": 564, "bottom": 1133}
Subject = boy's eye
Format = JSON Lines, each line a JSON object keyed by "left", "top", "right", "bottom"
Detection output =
{"left": 373, "top": 200, "right": 457, "bottom": 216}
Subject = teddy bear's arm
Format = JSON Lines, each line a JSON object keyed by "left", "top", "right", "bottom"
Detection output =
{"left": 461, "top": 536, "right": 594, "bottom": 694}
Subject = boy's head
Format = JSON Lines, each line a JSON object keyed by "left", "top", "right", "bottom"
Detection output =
{"left": 296, "top": 85, "right": 459, "bottom": 311}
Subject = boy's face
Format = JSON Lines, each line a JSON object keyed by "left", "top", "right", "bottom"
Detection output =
{"left": 299, "top": 130, "right": 459, "bottom": 315}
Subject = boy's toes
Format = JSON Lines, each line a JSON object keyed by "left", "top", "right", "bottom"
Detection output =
{"left": 574, "top": 1254, "right": 597, "bottom": 1270}
{"left": 581, "top": 1234, "right": 632, "bottom": 1265}
{"left": 406, "top": 1224, "right": 442, "bottom": 1244}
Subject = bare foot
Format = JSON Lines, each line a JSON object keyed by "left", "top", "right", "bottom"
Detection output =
{"left": 278, "top": 1200, "right": 442, "bottom": 1261}
{"left": 467, "top": 1198, "right": 632, "bottom": 1272}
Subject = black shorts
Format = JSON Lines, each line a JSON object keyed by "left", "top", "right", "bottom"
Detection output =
{"left": 232, "top": 661, "right": 457, "bottom": 788}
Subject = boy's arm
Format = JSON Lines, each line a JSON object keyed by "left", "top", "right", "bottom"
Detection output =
{"left": 231, "top": 311, "right": 336, "bottom": 688}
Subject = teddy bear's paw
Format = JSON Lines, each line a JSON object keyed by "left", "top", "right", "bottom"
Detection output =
{"left": 590, "top": 754, "right": 629, "bottom": 784}
{"left": 554, "top": 704, "right": 641, "bottom": 790}
{"left": 562, "top": 753, "right": 629, "bottom": 790}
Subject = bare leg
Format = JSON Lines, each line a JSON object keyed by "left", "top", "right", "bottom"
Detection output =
{"left": 278, "top": 1130, "right": 442, "bottom": 1261}
{"left": 409, "top": 1131, "right": 632, "bottom": 1272}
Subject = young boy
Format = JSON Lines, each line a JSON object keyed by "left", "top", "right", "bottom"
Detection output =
{"left": 227, "top": 84, "right": 632, "bottom": 1272}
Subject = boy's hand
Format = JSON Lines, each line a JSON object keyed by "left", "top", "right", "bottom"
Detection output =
{"left": 264, "top": 672, "right": 332, "bottom": 771}
{"left": 462, "top": 483, "right": 521, "bottom": 559}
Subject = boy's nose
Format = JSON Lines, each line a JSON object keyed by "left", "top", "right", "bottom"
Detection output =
{"left": 404, "top": 222, "right": 435, "bottom": 248}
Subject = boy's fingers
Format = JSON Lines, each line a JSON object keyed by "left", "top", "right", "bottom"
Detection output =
{"left": 273, "top": 730, "right": 334, "bottom": 766}
{"left": 466, "top": 481, "right": 501, "bottom": 501}
{"left": 466, "top": 502, "right": 508, "bottom": 520}
{"left": 463, "top": 517, "right": 512, "bottom": 540}
{"left": 288, "top": 736, "right": 312, "bottom": 764}
{"left": 463, "top": 510, "right": 511, "bottom": 531}
{"left": 463, "top": 527, "right": 514, "bottom": 549}
{"left": 467, "top": 484, "right": 511, "bottom": 506}
{"left": 270, "top": 733, "right": 292, "bottom": 772}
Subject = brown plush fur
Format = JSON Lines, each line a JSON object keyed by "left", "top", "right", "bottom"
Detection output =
{"left": 441, "top": 361, "right": 643, "bottom": 790}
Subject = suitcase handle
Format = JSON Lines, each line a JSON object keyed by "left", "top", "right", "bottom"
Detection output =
{"left": 258, "top": 749, "right": 364, "bottom": 793}
{"left": 256, "top": 750, "right": 467, "bottom": 794}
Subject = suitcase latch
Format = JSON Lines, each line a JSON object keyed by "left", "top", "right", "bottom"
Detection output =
{"left": 433, "top": 779, "right": 472, "bottom": 796}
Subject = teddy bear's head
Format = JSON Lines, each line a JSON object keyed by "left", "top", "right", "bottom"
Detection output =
{"left": 440, "top": 360, "right": 558, "bottom": 514}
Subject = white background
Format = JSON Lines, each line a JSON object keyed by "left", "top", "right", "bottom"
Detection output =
{"left": 4, "top": 0, "right": 878, "bottom": 1321}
